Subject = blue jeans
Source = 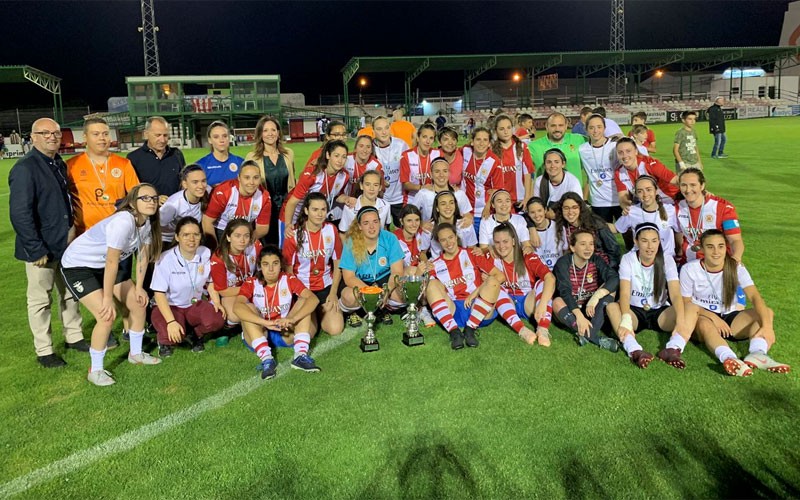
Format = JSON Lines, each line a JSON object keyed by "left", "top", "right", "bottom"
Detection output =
{"left": 712, "top": 133, "right": 727, "bottom": 156}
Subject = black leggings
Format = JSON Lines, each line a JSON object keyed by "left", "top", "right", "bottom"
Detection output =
{"left": 555, "top": 295, "right": 615, "bottom": 345}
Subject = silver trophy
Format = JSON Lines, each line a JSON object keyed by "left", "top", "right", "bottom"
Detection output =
{"left": 397, "top": 274, "right": 429, "bottom": 347}
{"left": 353, "top": 285, "right": 387, "bottom": 352}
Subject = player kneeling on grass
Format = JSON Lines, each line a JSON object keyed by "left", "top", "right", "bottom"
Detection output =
{"left": 151, "top": 217, "right": 225, "bottom": 357}
{"left": 425, "top": 223, "right": 502, "bottom": 350}
{"left": 552, "top": 229, "right": 620, "bottom": 351}
{"left": 338, "top": 206, "right": 407, "bottom": 325}
{"left": 606, "top": 223, "right": 691, "bottom": 369}
{"left": 234, "top": 246, "right": 320, "bottom": 379}
{"left": 60, "top": 183, "right": 163, "bottom": 386}
{"left": 490, "top": 222, "right": 555, "bottom": 345}
{"left": 680, "top": 230, "right": 790, "bottom": 377}
{"left": 393, "top": 205, "right": 436, "bottom": 327}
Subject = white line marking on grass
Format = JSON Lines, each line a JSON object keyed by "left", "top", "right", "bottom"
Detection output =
{"left": 0, "top": 330, "right": 359, "bottom": 498}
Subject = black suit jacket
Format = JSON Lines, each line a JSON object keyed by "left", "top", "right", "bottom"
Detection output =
{"left": 8, "top": 148, "right": 73, "bottom": 262}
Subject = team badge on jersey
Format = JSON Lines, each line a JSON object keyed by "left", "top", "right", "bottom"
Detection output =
{"left": 111, "top": 168, "right": 122, "bottom": 178}
{"left": 586, "top": 273, "right": 594, "bottom": 284}
{"left": 229, "top": 163, "right": 238, "bottom": 172}
{"left": 378, "top": 257, "right": 387, "bottom": 266}
{"left": 73, "top": 281, "right": 84, "bottom": 293}
{"left": 705, "top": 214, "right": 714, "bottom": 223}
{"left": 198, "top": 265, "right": 204, "bottom": 274}
{"left": 281, "top": 288, "right": 289, "bottom": 297}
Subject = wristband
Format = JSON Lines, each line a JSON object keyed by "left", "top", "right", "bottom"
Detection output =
{"left": 167, "top": 320, "right": 176, "bottom": 325}
{"left": 620, "top": 313, "right": 634, "bottom": 331}
{"left": 678, "top": 161, "right": 686, "bottom": 169}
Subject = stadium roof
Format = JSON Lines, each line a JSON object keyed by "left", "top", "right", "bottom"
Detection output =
{"left": 342, "top": 47, "right": 800, "bottom": 80}
{"left": 0, "top": 65, "right": 63, "bottom": 121}
{"left": 126, "top": 75, "right": 280, "bottom": 84}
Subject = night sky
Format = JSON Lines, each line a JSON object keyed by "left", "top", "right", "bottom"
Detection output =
{"left": 1, "top": 0, "right": 793, "bottom": 110}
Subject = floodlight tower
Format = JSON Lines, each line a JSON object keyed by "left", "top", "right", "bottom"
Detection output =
{"left": 608, "top": 0, "right": 626, "bottom": 96}
{"left": 138, "top": 0, "right": 161, "bottom": 76}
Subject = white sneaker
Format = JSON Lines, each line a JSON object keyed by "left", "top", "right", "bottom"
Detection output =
{"left": 128, "top": 352, "right": 162, "bottom": 365}
{"left": 418, "top": 308, "right": 436, "bottom": 328}
{"left": 87, "top": 369, "right": 116, "bottom": 386}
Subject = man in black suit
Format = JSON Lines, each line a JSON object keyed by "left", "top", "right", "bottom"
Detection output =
{"left": 9, "top": 118, "right": 85, "bottom": 368}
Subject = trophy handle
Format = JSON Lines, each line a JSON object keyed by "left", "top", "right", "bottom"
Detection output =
{"left": 352, "top": 286, "right": 362, "bottom": 305}
{"left": 394, "top": 275, "right": 407, "bottom": 303}
{"left": 420, "top": 272, "right": 430, "bottom": 298}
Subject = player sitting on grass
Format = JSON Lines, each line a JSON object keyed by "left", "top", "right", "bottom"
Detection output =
{"left": 234, "top": 246, "right": 320, "bottom": 379}
{"left": 680, "top": 230, "right": 790, "bottom": 377}
{"left": 489, "top": 222, "right": 555, "bottom": 346}
{"left": 425, "top": 223, "right": 503, "bottom": 350}
{"left": 606, "top": 223, "right": 690, "bottom": 369}
{"left": 552, "top": 228, "right": 620, "bottom": 352}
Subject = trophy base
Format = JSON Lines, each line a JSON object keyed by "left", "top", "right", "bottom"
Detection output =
{"left": 360, "top": 338, "right": 380, "bottom": 352}
{"left": 402, "top": 332, "right": 425, "bottom": 347}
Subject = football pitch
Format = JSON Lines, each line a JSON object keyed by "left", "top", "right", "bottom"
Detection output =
{"left": 1, "top": 117, "right": 799, "bottom": 498}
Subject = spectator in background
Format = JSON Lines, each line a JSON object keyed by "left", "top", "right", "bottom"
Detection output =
{"left": 67, "top": 117, "right": 140, "bottom": 236}
{"left": 435, "top": 111, "right": 447, "bottom": 131}
{"left": 317, "top": 116, "right": 327, "bottom": 142}
{"left": 673, "top": 111, "right": 703, "bottom": 172}
{"left": 529, "top": 112, "right": 588, "bottom": 186}
{"left": 628, "top": 112, "right": 656, "bottom": 153}
{"left": 390, "top": 106, "right": 416, "bottom": 148}
{"left": 128, "top": 116, "right": 186, "bottom": 202}
{"left": 515, "top": 113, "right": 535, "bottom": 144}
{"left": 9, "top": 118, "right": 84, "bottom": 368}
{"left": 708, "top": 96, "right": 728, "bottom": 159}
{"left": 0, "top": 133, "right": 5, "bottom": 160}
{"left": 360, "top": 115, "right": 366, "bottom": 129}
{"left": 356, "top": 116, "right": 374, "bottom": 138}
{"left": 196, "top": 120, "right": 244, "bottom": 188}
{"left": 570, "top": 107, "right": 593, "bottom": 136}
{"left": 591, "top": 107, "right": 623, "bottom": 137}
{"left": 9, "top": 129, "right": 21, "bottom": 145}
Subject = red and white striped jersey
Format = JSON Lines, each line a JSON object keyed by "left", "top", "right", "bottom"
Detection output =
{"left": 281, "top": 165, "right": 349, "bottom": 224}
{"left": 498, "top": 144, "right": 534, "bottom": 204}
{"left": 429, "top": 248, "right": 492, "bottom": 301}
{"left": 399, "top": 148, "right": 441, "bottom": 204}
{"left": 461, "top": 147, "right": 504, "bottom": 215}
{"left": 392, "top": 228, "right": 431, "bottom": 267}
{"left": 209, "top": 241, "right": 262, "bottom": 291}
{"left": 283, "top": 222, "right": 342, "bottom": 291}
{"left": 343, "top": 154, "right": 383, "bottom": 196}
{"left": 239, "top": 273, "right": 307, "bottom": 321}
{"left": 206, "top": 179, "right": 272, "bottom": 231}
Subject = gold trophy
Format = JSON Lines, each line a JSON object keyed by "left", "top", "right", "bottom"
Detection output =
{"left": 353, "top": 285, "right": 386, "bottom": 352}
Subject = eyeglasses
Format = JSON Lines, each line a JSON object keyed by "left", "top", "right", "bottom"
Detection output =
{"left": 137, "top": 195, "right": 159, "bottom": 202}
{"left": 32, "top": 130, "right": 63, "bottom": 139}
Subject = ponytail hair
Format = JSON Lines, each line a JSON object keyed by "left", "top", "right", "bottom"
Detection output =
{"left": 180, "top": 163, "right": 210, "bottom": 211}
{"left": 700, "top": 229, "right": 739, "bottom": 308}
{"left": 539, "top": 148, "right": 567, "bottom": 206}
{"left": 491, "top": 114, "right": 524, "bottom": 159}
{"left": 634, "top": 175, "right": 667, "bottom": 221}
{"left": 634, "top": 223, "right": 666, "bottom": 303}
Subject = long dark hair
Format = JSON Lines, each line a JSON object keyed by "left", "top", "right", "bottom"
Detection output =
{"left": 116, "top": 183, "right": 163, "bottom": 260}
{"left": 313, "top": 139, "right": 348, "bottom": 175}
{"left": 433, "top": 222, "right": 462, "bottom": 249}
{"left": 554, "top": 192, "right": 598, "bottom": 238}
{"left": 493, "top": 222, "right": 526, "bottom": 278}
{"left": 431, "top": 190, "right": 461, "bottom": 225}
{"left": 700, "top": 229, "right": 739, "bottom": 308}
{"left": 676, "top": 167, "right": 707, "bottom": 202}
{"left": 491, "top": 114, "right": 524, "bottom": 159}
{"left": 217, "top": 219, "right": 252, "bottom": 273}
{"left": 295, "top": 192, "right": 329, "bottom": 247}
{"left": 538, "top": 148, "right": 567, "bottom": 206}
{"left": 634, "top": 223, "right": 666, "bottom": 304}
{"left": 255, "top": 245, "right": 283, "bottom": 285}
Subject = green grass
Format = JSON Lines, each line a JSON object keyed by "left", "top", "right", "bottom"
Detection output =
{"left": 1, "top": 118, "right": 800, "bottom": 498}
